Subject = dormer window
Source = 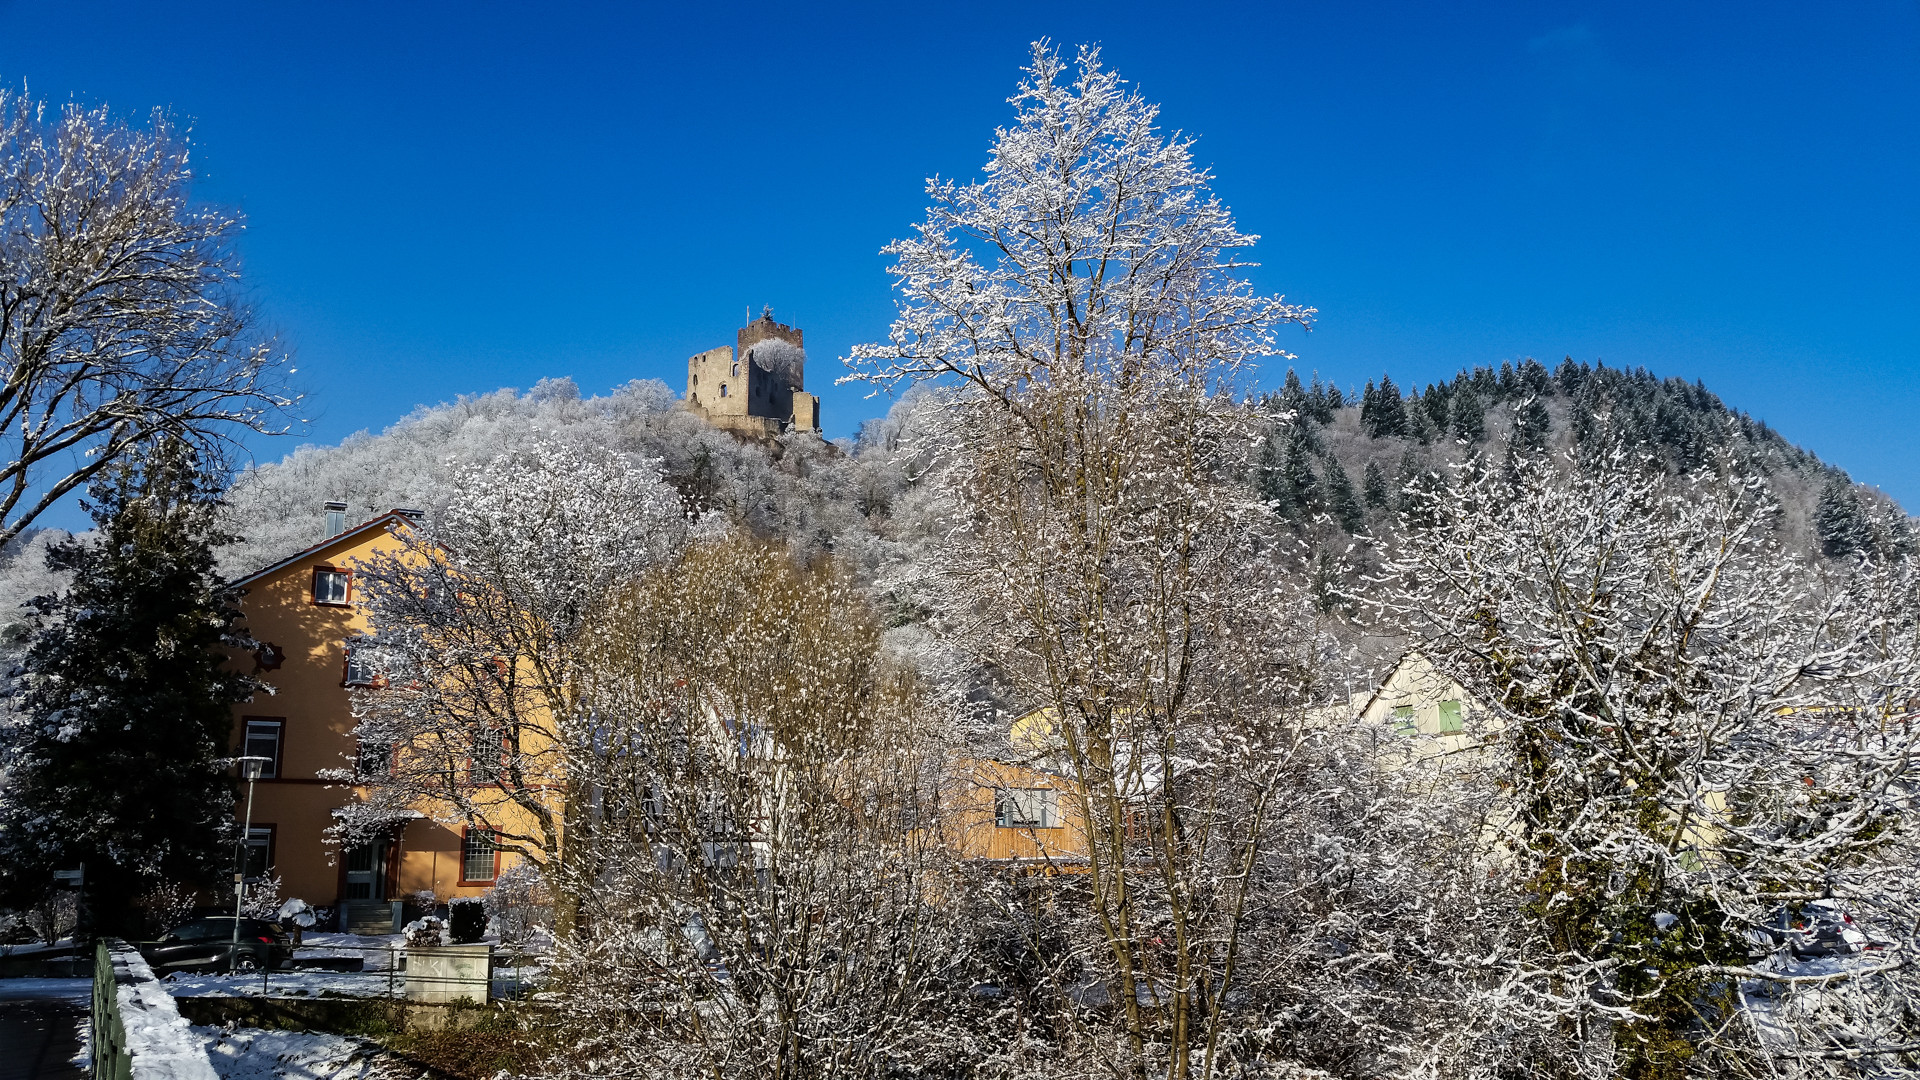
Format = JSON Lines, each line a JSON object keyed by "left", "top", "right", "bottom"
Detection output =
{"left": 313, "top": 567, "right": 351, "bottom": 606}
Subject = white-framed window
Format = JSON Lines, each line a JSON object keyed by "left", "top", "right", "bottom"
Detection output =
{"left": 461, "top": 828, "right": 497, "bottom": 883}
{"left": 468, "top": 724, "right": 506, "bottom": 784}
{"left": 243, "top": 718, "right": 284, "bottom": 779}
{"left": 996, "top": 788, "right": 1060, "bottom": 829}
{"left": 313, "top": 567, "right": 351, "bottom": 605}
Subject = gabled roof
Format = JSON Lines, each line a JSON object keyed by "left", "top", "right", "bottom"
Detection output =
{"left": 231, "top": 511, "right": 419, "bottom": 590}
{"left": 1352, "top": 649, "right": 1479, "bottom": 722}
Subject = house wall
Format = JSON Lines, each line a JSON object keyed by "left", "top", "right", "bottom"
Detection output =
{"left": 228, "top": 518, "right": 528, "bottom": 909}
{"left": 948, "top": 759, "right": 1089, "bottom": 866}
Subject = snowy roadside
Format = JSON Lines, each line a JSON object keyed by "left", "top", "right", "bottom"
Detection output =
{"left": 192, "top": 1026, "right": 409, "bottom": 1080}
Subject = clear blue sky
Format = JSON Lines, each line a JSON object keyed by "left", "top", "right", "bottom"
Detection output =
{"left": 3, "top": 1, "right": 1916, "bottom": 510}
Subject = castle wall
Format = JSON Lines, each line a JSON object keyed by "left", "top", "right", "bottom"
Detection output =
{"left": 686, "top": 345, "right": 747, "bottom": 418}
{"left": 686, "top": 314, "right": 817, "bottom": 437}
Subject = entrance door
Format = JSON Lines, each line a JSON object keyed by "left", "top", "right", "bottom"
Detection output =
{"left": 343, "top": 837, "right": 389, "bottom": 900}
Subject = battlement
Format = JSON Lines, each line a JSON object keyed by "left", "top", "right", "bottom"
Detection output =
{"left": 684, "top": 308, "right": 819, "bottom": 439}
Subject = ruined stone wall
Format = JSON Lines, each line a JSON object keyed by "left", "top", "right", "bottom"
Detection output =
{"left": 686, "top": 345, "right": 747, "bottom": 418}
{"left": 685, "top": 314, "right": 817, "bottom": 438}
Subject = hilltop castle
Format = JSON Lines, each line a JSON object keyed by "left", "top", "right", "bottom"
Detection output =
{"left": 686, "top": 309, "right": 821, "bottom": 439}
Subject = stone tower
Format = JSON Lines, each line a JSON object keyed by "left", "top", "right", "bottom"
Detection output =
{"left": 685, "top": 309, "right": 821, "bottom": 438}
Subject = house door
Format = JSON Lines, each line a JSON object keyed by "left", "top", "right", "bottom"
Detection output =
{"left": 343, "top": 837, "right": 389, "bottom": 900}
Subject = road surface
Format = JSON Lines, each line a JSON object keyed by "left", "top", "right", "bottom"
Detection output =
{"left": 0, "top": 980, "right": 88, "bottom": 1080}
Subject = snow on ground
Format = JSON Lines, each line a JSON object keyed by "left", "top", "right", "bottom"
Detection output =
{"left": 161, "top": 930, "right": 544, "bottom": 1000}
{"left": 191, "top": 1027, "right": 405, "bottom": 1080}
{"left": 0, "top": 977, "right": 91, "bottom": 1001}
{"left": 163, "top": 970, "right": 403, "bottom": 999}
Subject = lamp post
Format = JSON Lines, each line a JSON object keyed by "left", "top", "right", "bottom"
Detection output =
{"left": 230, "top": 756, "right": 271, "bottom": 972}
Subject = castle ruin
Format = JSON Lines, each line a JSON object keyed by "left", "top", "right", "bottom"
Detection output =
{"left": 685, "top": 309, "right": 821, "bottom": 440}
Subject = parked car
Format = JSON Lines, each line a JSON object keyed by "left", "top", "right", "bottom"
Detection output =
{"left": 1760, "top": 900, "right": 1877, "bottom": 960}
{"left": 139, "top": 916, "right": 293, "bottom": 974}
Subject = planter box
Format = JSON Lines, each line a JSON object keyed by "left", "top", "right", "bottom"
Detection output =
{"left": 404, "top": 943, "right": 491, "bottom": 1003}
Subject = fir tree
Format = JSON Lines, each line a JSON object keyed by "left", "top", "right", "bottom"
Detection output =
{"left": 1305, "top": 373, "right": 1336, "bottom": 424}
{"left": 1422, "top": 383, "right": 1451, "bottom": 432}
{"left": 1275, "top": 425, "right": 1320, "bottom": 521}
{"left": 1323, "top": 458, "right": 1364, "bottom": 533}
{"left": 1512, "top": 396, "right": 1551, "bottom": 454}
{"left": 1450, "top": 385, "right": 1486, "bottom": 443}
{"left": 1364, "top": 376, "right": 1409, "bottom": 437}
{"left": 1362, "top": 460, "right": 1392, "bottom": 509}
{"left": 0, "top": 441, "right": 257, "bottom": 936}
{"left": 1815, "top": 479, "right": 1873, "bottom": 559}
{"left": 1279, "top": 369, "right": 1311, "bottom": 423}
{"left": 1407, "top": 396, "right": 1438, "bottom": 444}
{"left": 1360, "top": 380, "right": 1378, "bottom": 431}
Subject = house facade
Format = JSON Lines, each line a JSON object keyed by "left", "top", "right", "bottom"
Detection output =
{"left": 227, "top": 509, "right": 520, "bottom": 931}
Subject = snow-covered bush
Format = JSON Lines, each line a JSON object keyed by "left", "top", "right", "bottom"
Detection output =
{"left": 482, "top": 861, "right": 551, "bottom": 945}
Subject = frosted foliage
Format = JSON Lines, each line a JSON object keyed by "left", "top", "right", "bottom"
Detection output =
{"left": 746, "top": 338, "right": 804, "bottom": 384}
{"left": 541, "top": 535, "right": 992, "bottom": 1080}
{"left": 216, "top": 378, "right": 899, "bottom": 583}
{"left": 328, "top": 440, "right": 686, "bottom": 908}
{"left": 1373, "top": 443, "right": 1920, "bottom": 1077}
{"left": 847, "top": 42, "right": 1342, "bottom": 1079}
{"left": 845, "top": 42, "right": 1311, "bottom": 397}
{"left": 0, "top": 88, "right": 293, "bottom": 548}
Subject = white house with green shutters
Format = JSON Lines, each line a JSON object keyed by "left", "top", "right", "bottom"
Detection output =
{"left": 1352, "top": 651, "right": 1488, "bottom": 764}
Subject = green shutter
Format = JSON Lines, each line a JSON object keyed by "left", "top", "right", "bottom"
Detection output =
{"left": 1391, "top": 705, "right": 1417, "bottom": 738}
{"left": 1437, "top": 699, "right": 1464, "bottom": 734}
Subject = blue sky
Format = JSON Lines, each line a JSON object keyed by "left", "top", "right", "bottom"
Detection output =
{"left": 3, "top": 1, "right": 1916, "bottom": 514}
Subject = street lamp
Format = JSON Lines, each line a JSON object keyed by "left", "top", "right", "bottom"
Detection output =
{"left": 230, "top": 756, "right": 271, "bottom": 972}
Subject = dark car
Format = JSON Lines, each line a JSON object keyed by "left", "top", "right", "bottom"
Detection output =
{"left": 1760, "top": 900, "right": 1873, "bottom": 960}
{"left": 139, "top": 916, "right": 293, "bottom": 974}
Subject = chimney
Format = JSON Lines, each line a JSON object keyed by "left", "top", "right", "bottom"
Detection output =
{"left": 324, "top": 501, "right": 348, "bottom": 537}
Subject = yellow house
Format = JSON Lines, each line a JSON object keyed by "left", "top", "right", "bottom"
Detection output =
{"left": 227, "top": 507, "right": 526, "bottom": 932}
{"left": 946, "top": 758, "right": 1090, "bottom": 868}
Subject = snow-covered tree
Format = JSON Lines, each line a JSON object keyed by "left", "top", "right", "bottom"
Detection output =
{"left": 849, "top": 41, "right": 1329, "bottom": 1080}
{"left": 332, "top": 440, "right": 686, "bottom": 935}
{"left": 540, "top": 533, "right": 991, "bottom": 1080}
{"left": 1377, "top": 438, "right": 1920, "bottom": 1078}
{"left": 0, "top": 439, "right": 256, "bottom": 936}
{"left": 0, "top": 88, "right": 294, "bottom": 548}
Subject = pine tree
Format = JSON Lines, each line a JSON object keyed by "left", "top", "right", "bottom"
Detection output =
{"left": 1323, "top": 457, "right": 1364, "bottom": 533}
{"left": 1450, "top": 385, "right": 1486, "bottom": 443}
{"left": 1279, "top": 368, "right": 1311, "bottom": 423}
{"left": 1360, "top": 380, "right": 1378, "bottom": 431}
{"left": 1276, "top": 425, "right": 1320, "bottom": 521}
{"left": 1362, "top": 461, "right": 1391, "bottom": 509}
{"left": 1305, "top": 373, "right": 1336, "bottom": 424}
{"left": 1422, "top": 383, "right": 1451, "bottom": 432}
{"left": 1815, "top": 479, "right": 1873, "bottom": 559}
{"left": 1407, "top": 395, "right": 1438, "bottom": 444}
{"left": 0, "top": 441, "right": 257, "bottom": 937}
{"left": 1365, "top": 376, "right": 1409, "bottom": 437}
{"left": 1512, "top": 396, "right": 1551, "bottom": 454}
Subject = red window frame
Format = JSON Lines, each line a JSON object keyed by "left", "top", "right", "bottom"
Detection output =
{"left": 312, "top": 566, "right": 353, "bottom": 606}
{"left": 458, "top": 826, "right": 499, "bottom": 885}
{"left": 341, "top": 638, "right": 384, "bottom": 688}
